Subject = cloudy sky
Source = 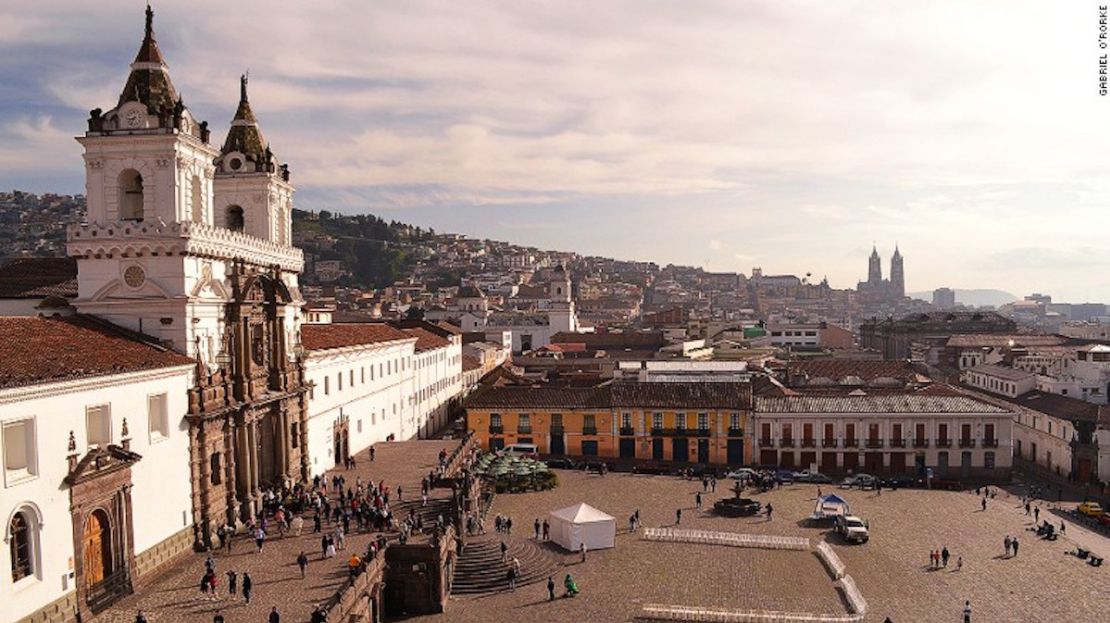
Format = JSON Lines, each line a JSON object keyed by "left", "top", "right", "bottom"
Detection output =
{"left": 2, "top": 2, "right": 1108, "bottom": 301}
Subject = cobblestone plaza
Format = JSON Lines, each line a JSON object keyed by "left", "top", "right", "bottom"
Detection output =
{"left": 433, "top": 470, "right": 1107, "bottom": 623}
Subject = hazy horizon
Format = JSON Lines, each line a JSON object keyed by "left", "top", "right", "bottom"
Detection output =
{"left": 2, "top": 2, "right": 1108, "bottom": 301}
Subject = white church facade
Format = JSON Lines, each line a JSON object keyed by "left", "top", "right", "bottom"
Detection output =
{"left": 1, "top": 9, "right": 464, "bottom": 623}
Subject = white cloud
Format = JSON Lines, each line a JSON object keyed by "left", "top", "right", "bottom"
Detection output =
{"left": 3, "top": 1, "right": 1110, "bottom": 300}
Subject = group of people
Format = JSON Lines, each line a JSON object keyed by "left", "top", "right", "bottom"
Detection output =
{"left": 928, "top": 546, "right": 961, "bottom": 571}
{"left": 196, "top": 558, "right": 254, "bottom": 605}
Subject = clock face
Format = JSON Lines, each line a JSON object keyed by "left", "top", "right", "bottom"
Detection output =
{"left": 123, "top": 265, "right": 146, "bottom": 288}
{"left": 126, "top": 110, "right": 143, "bottom": 128}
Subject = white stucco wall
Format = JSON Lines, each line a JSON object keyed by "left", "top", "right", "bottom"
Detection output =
{"left": 1, "top": 366, "right": 194, "bottom": 622}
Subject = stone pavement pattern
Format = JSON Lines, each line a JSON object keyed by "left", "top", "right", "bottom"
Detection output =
{"left": 411, "top": 471, "right": 1108, "bottom": 623}
{"left": 90, "top": 440, "right": 458, "bottom": 623}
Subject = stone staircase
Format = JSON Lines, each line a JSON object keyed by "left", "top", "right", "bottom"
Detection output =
{"left": 451, "top": 536, "right": 562, "bottom": 595}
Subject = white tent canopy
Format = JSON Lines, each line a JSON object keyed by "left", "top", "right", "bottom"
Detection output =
{"left": 548, "top": 502, "right": 616, "bottom": 552}
{"left": 812, "top": 494, "right": 851, "bottom": 520}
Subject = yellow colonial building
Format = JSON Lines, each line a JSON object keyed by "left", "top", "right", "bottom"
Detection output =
{"left": 465, "top": 382, "right": 752, "bottom": 466}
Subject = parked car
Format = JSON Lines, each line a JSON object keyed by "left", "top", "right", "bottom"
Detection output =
{"left": 835, "top": 515, "right": 871, "bottom": 543}
{"left": 1078, "top": 502, "right": 1105, "bottom": 518}
{"left": 840, "top": 474, "right": 877, "bottom": 490}
{"left": 1095, "top": 513, "right": 1110, "bottom": 528}
{"left": 880, "top": 475, "right": 916, "bottom": 489}
{"left": 544, "top": 457, "right": 578, "bottom": 470}
{"left": 774, "top": 469, "right": 796, "bottom": 483}
{"left": 713, "top": 497, "right": 762, "bottom": 517}
{"left": 727, "top": 468, "right": 757, "bottom": 481}
{"left": 795, "top": 471, "right": 834, "bottom": 484}
{"left": 503, "top": 443, "right": 539, "bottom": 458}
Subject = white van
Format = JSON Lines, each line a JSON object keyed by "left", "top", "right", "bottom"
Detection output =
{"left": 502, "top": 443, "right": 539, "bottom": 458}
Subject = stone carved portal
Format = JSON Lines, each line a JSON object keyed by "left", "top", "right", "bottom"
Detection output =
{"left": 188, "top": 262, "right": 310, "bottom": 550}
{"left": 66, "top": 444, "right": 140, "bottom": 618}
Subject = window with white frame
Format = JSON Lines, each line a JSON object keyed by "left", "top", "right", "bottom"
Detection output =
{"left": 3, "top": 419, "right": 37, "bottom": 484}
{"left": 86, "top": 404, "right": 111, "bottom": 447}
{"left": 148, "top": 393, "right": 169, "bottom": 440}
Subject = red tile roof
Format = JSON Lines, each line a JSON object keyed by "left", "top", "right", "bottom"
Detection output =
{"left": 301, "top": 323, "right": 413, "bottom": 351}
{"left": 403, "top": 327, "right": 451, "bottom": 352}
{"left": 465, "top": 381, "right": 752, "bottom": 410}
{"left": 755, "top": 390, "right": 1010, "bottom": 414}
{"left": 461, "top": 355, "right": 483, "bottom": 372}
{"left": 786, "top": 360, "right": 924, "bottom": 384}
{"left": 0, "top": 258, "right": 78, "bottom": 299}
{"left": 0, "top": 315, "right": 193, "bottom": 390}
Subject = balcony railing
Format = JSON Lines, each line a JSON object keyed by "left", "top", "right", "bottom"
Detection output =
{"left": 780, "top": 438, "right": 795, "bottom": 448}
{"left": 801, "top": 439, "right": 816, "bottom": 448}
{"left": 843, "top": 439, "right": 858, "bottom": 448}
{"left": 488, "top": 425, "right": 504, "bottom": 434}
{"left": 935, "top": 438, "right": 951, "bottom": 447}
{"left": 652, "top": 428, "right": 711, "bottom": 437}
{"left": 982, "top": 438, "right": 998, "bottom": 448}
{"left": 959, "top": 439, "right": 976, "bottom": 448}
{"left": 550, "top": 425, "right": 565, "bottom": 435}
{"left": 865, "top": 439, "right": 884, "bottom": 449}
{"left": 890, "top": 438, "right": 906, "bottom": 448}
{"left": 759, "top": 438, "right": 774, "bottom": 447}
{"left": 518, "top": 426, "right": 532, "bottom": 434}
{"left": 822, "top": 439, "right": 838, "bottom": 448}
{"left": 727, "top": 428, "right": 745, "bottom": 438}
{"left": 619, "top": 426, "right": 634, "bottom": 436}
{"left": 582, "top": 426, "right": 598, "bottom": 436}
{"left": 913, "top": 439, "right": 929, "bottom": 448}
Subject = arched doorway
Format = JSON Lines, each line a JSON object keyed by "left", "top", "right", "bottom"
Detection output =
{"left": 334, "top": 420, "right": 349, "bottom": 467}
{"left": 83, "top": 509, "right": 112, "bottom": 588}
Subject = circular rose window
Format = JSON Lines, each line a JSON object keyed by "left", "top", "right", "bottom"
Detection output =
{"left": 123, "top": 265, "right": 146, "bottom": 288}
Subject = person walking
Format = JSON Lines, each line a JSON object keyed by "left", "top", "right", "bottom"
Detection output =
{"left": 941, "top": 546, "right": 950, "bottom": 568}
{"left": 255, "top": 526, "right": 266, "bottom": 552}
{"left": 1025, "top": 501, "right": 1031, "bottom": 515}
{"left": 675, "top": 508, "right": 682, "bottom": 525}
{"left": 963, "top": 600, "right": 972, "bottom": 623}
{"left": 1012, "top": 536, "right": 1019, "bottom": 556}
{"left": 297, "top": 551, "right": 309, "bottom": 578}
{"left": 1004, "top": 535, "right": 1012, "bottom": 557}
{"left": 547, "top": 575, "right": 556, "bottom": 601}
{"left": 542, "top": 519, "right": 550, "bottom": 540}
{"left": 695, "top": 492, "right": 702, "bottom": 510}
{"left": 766, "top": 503, "right": 774, "bottom": 521}
{"left": 242, "top": 572, "right": 253, "bottom": 604}
{"left": 580, "top": 542, "right": 588, "bottom": 563}
{"left": 1034, "top": 506, "right": 1040, "bottom": 522}
{"left": 981, "top": 498, "right": 987, "bottom": 512}
{"left": 629, "top": 514, "right": 636, "bottom": 532}
{"left": 500, "top": 541, "right": 509, "bottom": 562}
{"left": 507, "top": 566, "right": 517, "bottom": 592}
{"left": 956, "top": 556, "right": 963, "bottom": 571}
{"left": 369, "top": 446, "right": 375, "bottom": 462}
{"left": 534, "top": 518, "right": 541, "bottom": 540}
{"left": 269, "top": 606, "right": 280, "bottom": 623}
{"left": 226, "top": 570, "right": 237, "bottom": 597}
{"left": 135, "top": 611, "right": 148, "bottom": 623}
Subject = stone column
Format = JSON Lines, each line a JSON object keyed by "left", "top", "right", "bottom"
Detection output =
{"left": 225, "top": 418, "right": 240, "bottom": 525}
{"left": 249, "top": 417, "right": 262, "bottom": 501}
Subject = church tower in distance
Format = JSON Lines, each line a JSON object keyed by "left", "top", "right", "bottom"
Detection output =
{"left": 890, "top": 245, "right": 905, "bottom": 298}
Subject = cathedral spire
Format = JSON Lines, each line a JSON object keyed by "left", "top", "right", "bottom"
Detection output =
{"left": 219, "top": 73, "right": 274, "bottom": 174}
{"left": 133, "top": 4, "right": 166, "bottom": 66}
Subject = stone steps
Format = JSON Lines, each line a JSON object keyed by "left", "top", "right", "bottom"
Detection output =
{"left": 451, "top": 536, "right": 562, "bottom": 595}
